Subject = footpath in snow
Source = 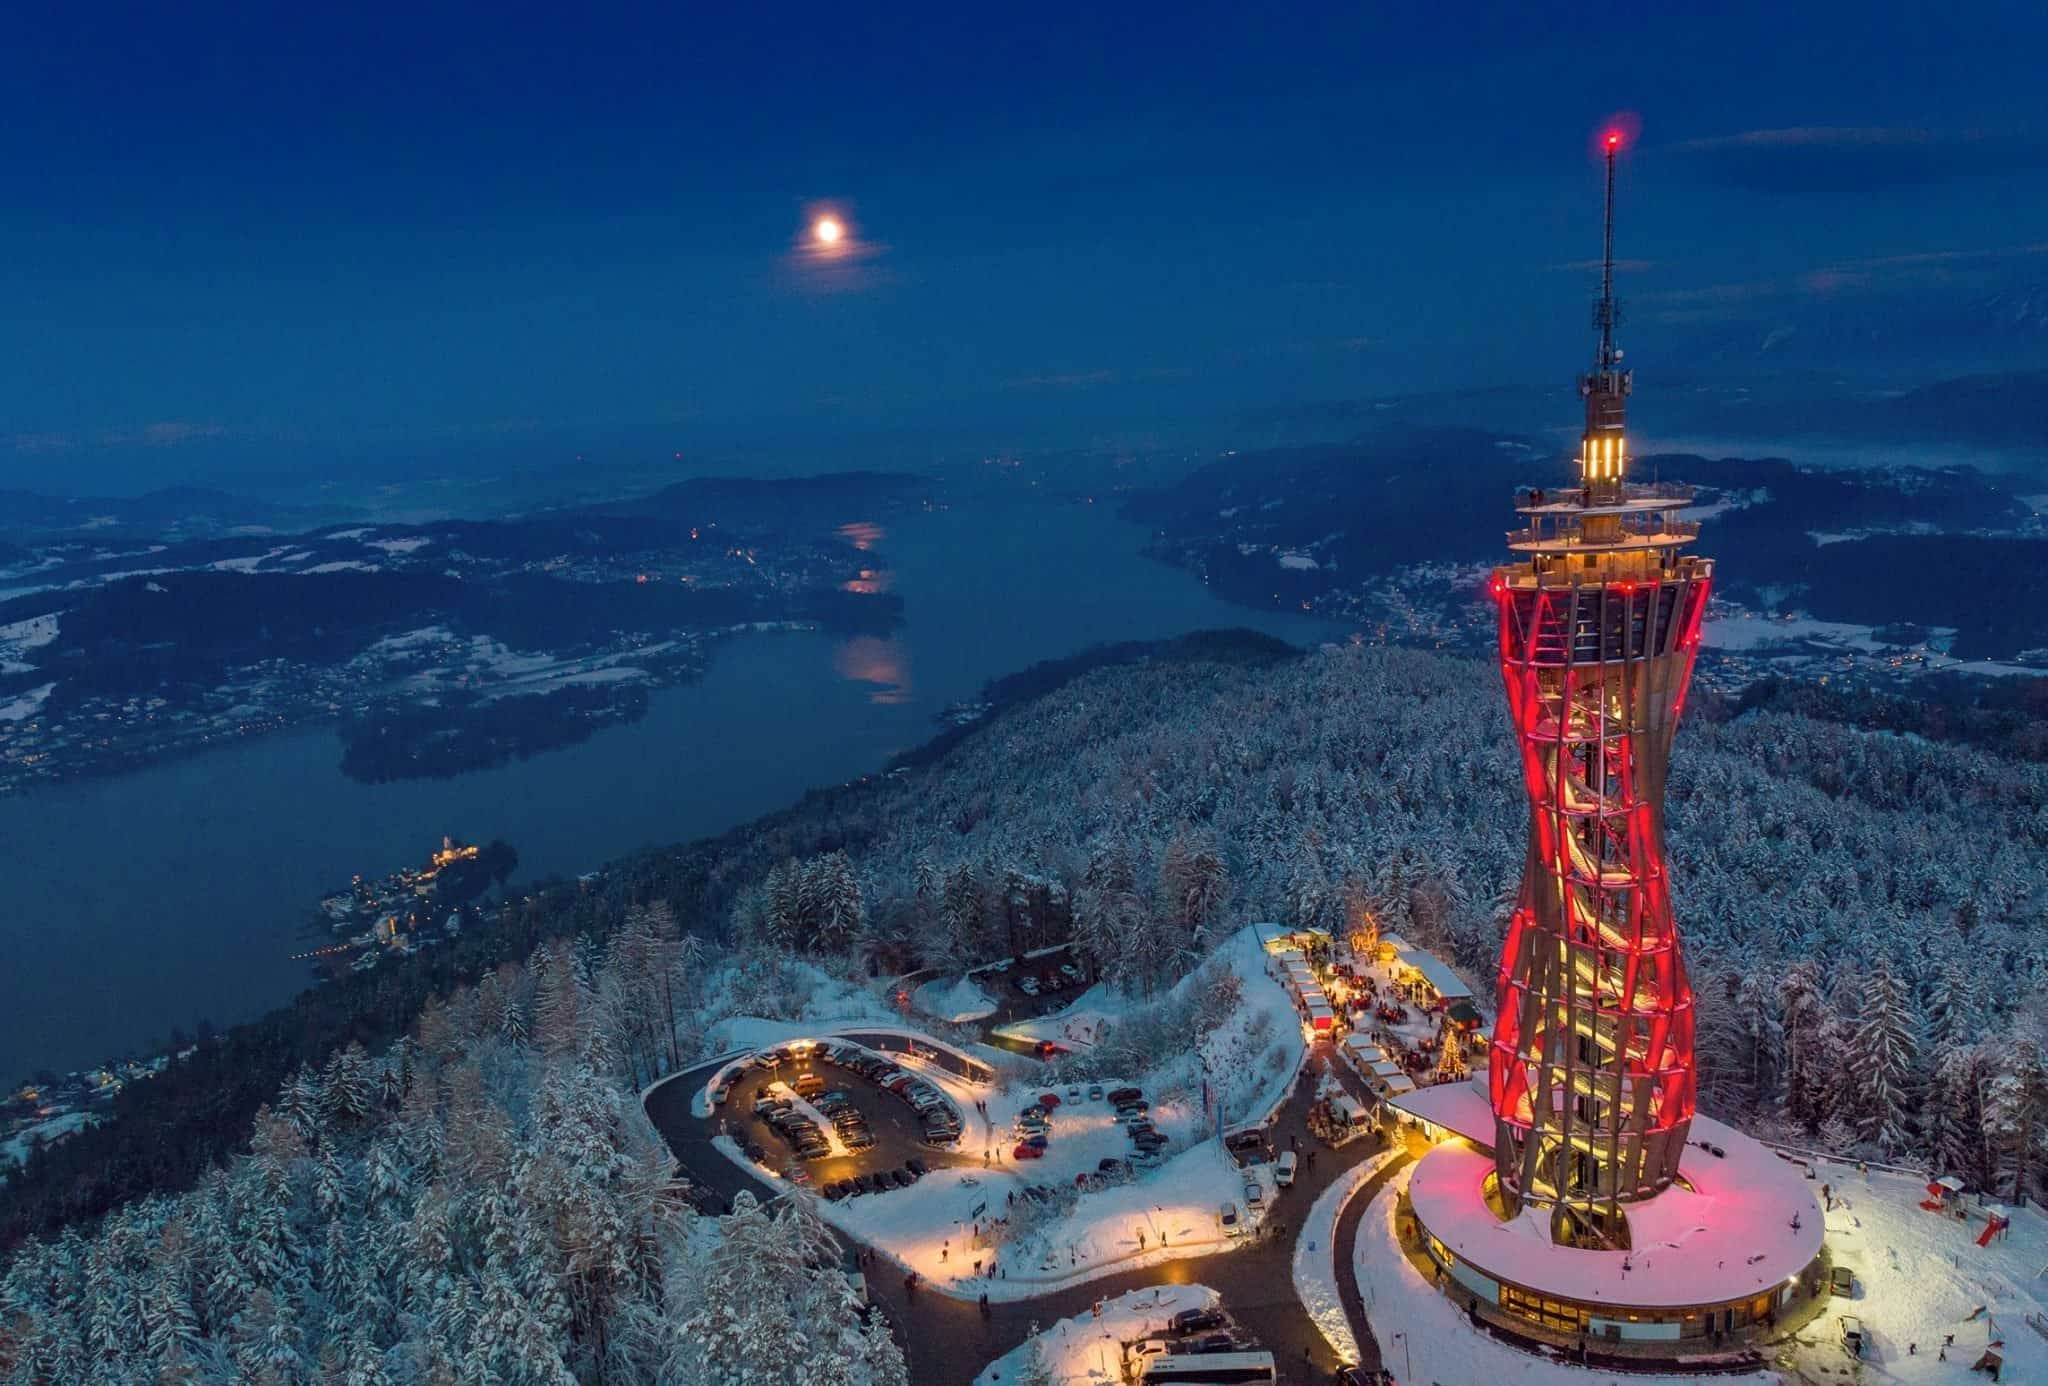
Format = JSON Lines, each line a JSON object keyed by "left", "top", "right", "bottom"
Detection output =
{"left": 973, "top": 1284, "right": 1220, "bottom": 1385}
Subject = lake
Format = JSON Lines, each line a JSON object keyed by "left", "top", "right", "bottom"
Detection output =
{"left": 0, "top": 498, "right": 1336, "bottom": 1078}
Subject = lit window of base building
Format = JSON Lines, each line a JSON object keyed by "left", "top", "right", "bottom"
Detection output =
{"left": 1389, "top": 1081, "right": 1828, "bottom": 1354}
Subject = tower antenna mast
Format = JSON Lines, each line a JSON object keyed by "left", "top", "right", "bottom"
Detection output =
{"left": 1596, "top": 132, "right": 1621, "bottom": 370}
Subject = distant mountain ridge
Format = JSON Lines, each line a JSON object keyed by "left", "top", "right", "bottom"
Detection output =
{"left": 1125, "top": 427, "right": 2048, "bottom": 658}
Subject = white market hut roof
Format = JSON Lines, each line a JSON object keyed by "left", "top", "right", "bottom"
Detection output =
{"left": 1392, "top": 946, "right": 1475, "bottom": 1001}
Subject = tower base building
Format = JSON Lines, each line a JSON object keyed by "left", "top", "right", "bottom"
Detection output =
{"left": 1391, "top": 1079, "right": 1825, "bottom": 1349}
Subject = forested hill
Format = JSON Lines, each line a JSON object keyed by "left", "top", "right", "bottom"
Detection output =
{"left": 1124, "top": 429, "right": 2048, "bottom": 657}
{"left": 5, "top": 632, "right": 2045, "bottom": 1257}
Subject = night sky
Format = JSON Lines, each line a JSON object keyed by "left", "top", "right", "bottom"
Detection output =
{"left": 6, "top": 3, "right": 2046, "bottom": 490}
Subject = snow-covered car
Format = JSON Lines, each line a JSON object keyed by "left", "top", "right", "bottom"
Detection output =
{"left": 1127, "top": 1339, "right": 1172, "bottom": 1363}
{"left": 1059, "top": 962, "right": 1081, "bottom": 978}
{"left": 1219, "top": 1202, "right": 1242, "bottom": 1237}
{"left": 1243, "top": 1178, "right": 1263, "bottom": 1208}
{"left": 1086, "top": 1085, "right": 1104, "bottom": 1101}
{"left": 1274, "top": 1151, "right": 1298, "bottom": 1186}
{"left": 1018, "top": 977, "right": 1040, "bottom": 996}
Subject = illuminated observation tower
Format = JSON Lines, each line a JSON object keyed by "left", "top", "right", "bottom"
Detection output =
{"left": 1484, "top": 132, "right": 1711, "bottom": 1247}
{"left": 1385, "top": 137, "right": 1823, "bottom": 1352}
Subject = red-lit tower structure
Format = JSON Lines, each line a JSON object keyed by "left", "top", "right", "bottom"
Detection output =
{"left": 1485, "top": 133, "right": 1713, "bottom": 1247}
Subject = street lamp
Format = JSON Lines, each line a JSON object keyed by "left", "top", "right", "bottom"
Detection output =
{"left": 1392, "top": 1330, "right": 1411, "bottom": 1381}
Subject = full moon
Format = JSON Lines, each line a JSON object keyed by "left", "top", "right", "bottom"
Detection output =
{"left": 814, "top": 217, "right": 844, "bottom": 246}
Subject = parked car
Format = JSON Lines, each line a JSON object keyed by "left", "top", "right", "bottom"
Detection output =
{"left": 1183, "top": 1332, "right": 1241, "bottom": 1354}
{"left": 1038, "top": 1092, "right": 1061, "bottom": 1109}
{"left": 1219, "top": 1202, "right": 1242, "bottom": 1237}
{"left": 1170, "top": 1308, "right": 1225, "bottom": 1335}
{"left": 1013, "top": 1142, "right": 1045, "bottom": 1160}
{"left": 1840, "top": 1315, "right": 1865, "bottom": 1358}
{"left": 1107, "top": 1087, "right": 1142, "bottom": 1104}
{"left": 1018, "top": 1132, "right": 1049, "bottom": 1150}
{"left": 1127, "top": 1339, "right": 1172, "bottom": 1363}
{"left": 1830, "top": 1265, "right": 1855, "bottom": 1297}
{"left": 1086, "top": 1085, "right": 1104, "bottom": 1102}
{"left": 1019, "top": 977, "right": 1040, "bottom": 996}
{"left": 794, "top": 1073, "right": 825, "bottom": 1097}
{"left": 1097, "top": 1158, "right": 1129, "bottom": 1177}
{"left": 1275, "top": 1151, "right": 1298, "bottom": 1187}
{"left": 742, "top": 1141, "right": 767, "bottom": 1163}
{"left": 709, "top": 1077, "right": 733, "bottom": 1104}
{"left": 782, "top": 1162, "right": 810, "bottom": 1185}
{"left": 905, "top": 1157, "right": 929, "bottom": 1175}
{"left": 1243, "top": 1178, "right": 1264, "bottom": 1208}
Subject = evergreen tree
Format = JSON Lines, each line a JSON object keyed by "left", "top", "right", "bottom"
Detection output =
{"left": 1851, "top": 961, "right": 1919, "bottom": 1157}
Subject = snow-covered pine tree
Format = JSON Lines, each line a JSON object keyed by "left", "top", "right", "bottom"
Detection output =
{"left": 1850, "top": 960, "right": 1920, "bottom": 1158}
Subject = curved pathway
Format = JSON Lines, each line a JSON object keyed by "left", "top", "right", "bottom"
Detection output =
{"left": 645, "top": 1039, "right": 1408, "bottom": 1385}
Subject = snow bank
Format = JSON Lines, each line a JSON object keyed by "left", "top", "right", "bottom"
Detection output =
{"left": 912, "top": 976, "right": 998, "bottom": 1023}
{"left": 1353, "top": 1165, "right": 1776, "bottom": 1385}
{"left": 973, "top": 1283, "right": 1220, "bottom": 1385}
{"left": 1291, "top": 1150, "right": 1392, "bottom": 1365}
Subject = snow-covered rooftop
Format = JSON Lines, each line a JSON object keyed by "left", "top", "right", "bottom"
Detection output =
{"left": 1391, "top": 945, "right": 1474, "bottom": 1000}
{"left": 1387, "top": 1074, "right": 1495, "bottom": 1144}
{"left": 1408, "top": 1113, "right": 1823, "bottom": 1309}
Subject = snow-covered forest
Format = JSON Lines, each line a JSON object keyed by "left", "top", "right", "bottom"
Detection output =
{"left": 720, "top": 643, "right": 2048, "bottom": 1196}
{"left": 0, "top": 909, "right": 906, "bottom": 1385}
{"left": 3, "top": 637, "right": 2045, "bottom": 1381}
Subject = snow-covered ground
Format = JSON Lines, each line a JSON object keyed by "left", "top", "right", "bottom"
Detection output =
{"left": 973, "top": 1283, "right": 1220, "bottom": 1385}
{"left": 1354, "top": 1165, "right": 1776, "bottom": 1385}
{"left": 688, "top": 928, "right": 1310, "bottom": 1303}
{"left": 914, "top": 975, "right": 998, "bottom": 1023}
{"left": 0, "top": 682, "right": 55, "bottom": 722}
{"left": 1292, "top": 1150, "right": 1393, "bottom": 1366}
{"left": 0, "top": 1110, "right": 100, "bottom": 1170}
{"left": 1785, "top": 1159, "right": 2048, "bottom": 1383}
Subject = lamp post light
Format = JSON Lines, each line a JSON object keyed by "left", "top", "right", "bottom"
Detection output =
{"left": 1392, "top": 1330, "right": 1411, "bottom": 1381}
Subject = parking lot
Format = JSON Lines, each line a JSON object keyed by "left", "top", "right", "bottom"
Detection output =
{"left": 1123, "top": 1302, "right": 1268, "bottom": 1378}
{"left": 708, "top": 1039, "right": 973, "bottom": 1201}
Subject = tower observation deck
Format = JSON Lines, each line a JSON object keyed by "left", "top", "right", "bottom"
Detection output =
{"left": 1485, "top": 132, "right": 1712, "bottom": 1248}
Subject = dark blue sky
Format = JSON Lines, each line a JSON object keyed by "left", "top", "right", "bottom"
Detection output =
{"left": 7, "top": 2, "right": 2047, "bottom": 490}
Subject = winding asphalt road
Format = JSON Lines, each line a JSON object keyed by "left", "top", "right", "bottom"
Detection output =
{"left": 645, "top": 1038, "right": 1405, "bottom": 1386}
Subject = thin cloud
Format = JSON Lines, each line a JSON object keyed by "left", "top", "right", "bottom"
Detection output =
{"left": 1003, "top": 368, "right": 1119, "bottom": 390}
{"left": 1642, "top": 241, "right": 2048, "bottom": 320}
{"left": 1667, "top": 125, "right": 2048, "bottom": 193}
{"left": 1546, "top": 258, "right": 1655, "bottom": 274}
{"left": 100, "top": 421, "right": 228, "bottom": 447}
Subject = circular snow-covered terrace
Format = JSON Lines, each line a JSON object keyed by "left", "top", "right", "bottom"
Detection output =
{"left": 1407, "top": 1113, "right": 1822, "bottom": 1313}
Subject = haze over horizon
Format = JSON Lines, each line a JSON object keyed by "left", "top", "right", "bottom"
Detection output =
{"left": 8, "top": 3, "right": 2048, "bottom": 496}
